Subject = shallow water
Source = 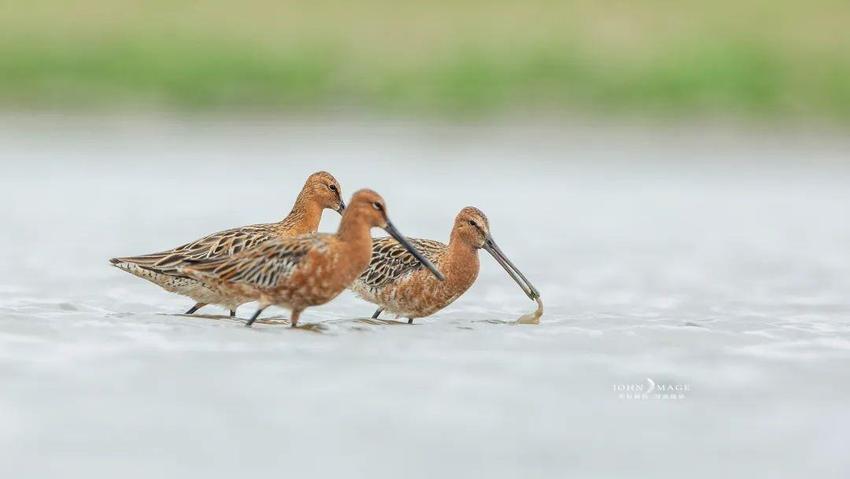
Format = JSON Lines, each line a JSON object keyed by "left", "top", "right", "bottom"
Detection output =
{"left": 1, "top": 114, "right": 849, "bottom": 478}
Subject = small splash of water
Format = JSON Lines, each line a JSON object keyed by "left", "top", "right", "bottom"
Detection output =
{"left": 516, "top": 297, "right": 544, "bottom": 324}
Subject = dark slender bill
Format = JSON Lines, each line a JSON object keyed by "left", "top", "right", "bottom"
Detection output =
{"left": 336, "top": 199, "right": 346, "bottom": 214}
{"left": 384, "top": 219, "right": 445, "bottom": 281}
{"left": 483, "top": 235, "right": 540, "bottom": 300}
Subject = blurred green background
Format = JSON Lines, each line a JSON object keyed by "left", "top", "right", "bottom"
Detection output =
{"left": 2, "top": 0, "right": 849, "bottom": 120}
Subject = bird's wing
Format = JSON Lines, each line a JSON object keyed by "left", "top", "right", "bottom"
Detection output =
{"left": 358, "top": 237, "right": 446, "bottom": 289}
{"left": 110, "top": 223, "right": 278, "bottom": 276}
{"left": 180, "top": 233, "right": 327, "bottom": 289}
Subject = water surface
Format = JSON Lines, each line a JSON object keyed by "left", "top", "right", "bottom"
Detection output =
{"left": 1, "top": 114, "right": 849, "bottom": 478}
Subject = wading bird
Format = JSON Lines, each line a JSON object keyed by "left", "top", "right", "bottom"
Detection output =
{"left": 179, "top": 189, "right": 444, "bottom": 328}
{"left": 110, "top": 171, "right": 344, "bottom": 316}
{"left": 350, "top": 207, "right": 539, "bottom": 323}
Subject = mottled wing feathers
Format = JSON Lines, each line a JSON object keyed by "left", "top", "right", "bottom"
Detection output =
{"left": 360, "top": 237, "right": 445, "bottom": 289}
{"left": 181, "top": 234, "right": 328, "bottom": 289}
{"left": 112, "top": 224, "right": 278, "bottom": 276}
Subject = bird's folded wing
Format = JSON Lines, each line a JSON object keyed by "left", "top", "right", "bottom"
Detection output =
{"left": 181, "top": 234, "right": 325, "bottom": 289}
{"left": 359, "top": 237, "right": 445, "bottom": 288}
{"left": 112, "top": 224, "right": 277, "bottom": 276}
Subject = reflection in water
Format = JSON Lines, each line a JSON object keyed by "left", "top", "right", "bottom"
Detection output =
{"left": 168, "top": 312, "right": 238, "bottom": 321}
{"left": 352, "top": 317, "right": 411, "bottom": 326}
{"left": 162, "top": 312, "right": 425, "bottom": 330}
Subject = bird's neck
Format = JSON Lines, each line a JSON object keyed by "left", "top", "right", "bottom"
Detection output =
{"left": 444, "top": 230, "right": 480, "bottom": 287}
{"left": 336, "top": 213, "right": 373, "bottom": 249}
{"left": 280, "top": 192, "right": 323, "bottom": 236}
{"left": 335, "top": 213, "right": 374, "bottom": 273}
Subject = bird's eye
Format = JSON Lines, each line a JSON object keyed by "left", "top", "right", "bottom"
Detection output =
{"left": 328, "top": 184, "right": 337, "bottom": 192}
{"left": 372, "top": 202, "right": 383, "bottom": 210}
{"left": 468, "top": 220, "right": 477, "bottom": 227}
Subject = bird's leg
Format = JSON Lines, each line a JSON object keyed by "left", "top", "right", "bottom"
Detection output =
{"left": 371, "top": 308, "right": 384, "bottom": 319}
{"left": 290, "top": 309, "right": 302, "bottom": 328}
{"left": 229, "top": 309, "right": 236, "bottom": 318}
{"left": 407, "top": 318, "right": 414, "bottom": 324}
{"left": 185, "top": 303, "right": 207, "bottom": 315}
{"left": 245, "top": 307, "right": 266, "bottom": 327}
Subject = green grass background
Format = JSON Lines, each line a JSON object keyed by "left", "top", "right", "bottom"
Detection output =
{"left": 2, "top": 0, "right": 849, "bottom": 120}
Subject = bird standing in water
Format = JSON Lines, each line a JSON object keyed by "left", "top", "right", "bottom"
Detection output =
{"left": 180, "top": 189, "right": 444, "bottom": 328}
{"left": 350, "top": 207, "right": 539, "bottom": 323}
{"left": 110, "top": 171, "right": 345, "bottom": 317}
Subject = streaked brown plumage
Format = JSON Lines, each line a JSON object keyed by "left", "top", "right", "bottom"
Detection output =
{"left": 109, "top": 171, "right": 344, "bottom": 316}
{"left": 179, "top": 189, "right": 444, "bottom": 328}
{"left": 351, "top": 207, "right": 540, "bottom": 322}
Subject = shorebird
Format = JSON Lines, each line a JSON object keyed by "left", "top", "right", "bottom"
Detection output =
{"left": 179, "top": 189, "right": 444, "bottom": 328}
{"left": 109, "top": 171, "right": 345, "bottom": 316}
{"left": 350, "top": 207, "right": 539, "bottom": 323}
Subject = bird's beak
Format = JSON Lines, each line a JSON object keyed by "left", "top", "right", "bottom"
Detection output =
{"left": 335, "top": 199, "right": 346, "bottom": 215}
{"left": 383, "top": 219, "right": 445, "bottom": 281}
{"left": 483, "top": 234, "right": 540, "bottom": 300}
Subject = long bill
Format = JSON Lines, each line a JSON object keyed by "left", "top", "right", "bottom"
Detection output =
{"left": 383, "top": 219, "right": 445, "bottom": 281}
{"left": 483, "top": 234, "right": 540, "bottom": 300}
